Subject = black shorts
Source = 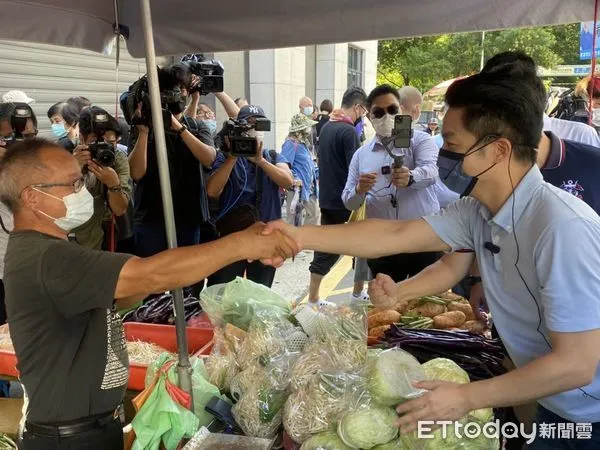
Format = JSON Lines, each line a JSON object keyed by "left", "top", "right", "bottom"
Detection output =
{"left": 309, "top": 208, "right": 351, "bottom": 276}
{"left": 367, "top": 252, "right": 442, "bottom": 282}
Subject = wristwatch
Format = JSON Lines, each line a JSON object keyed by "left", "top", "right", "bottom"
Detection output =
{"left": 467, "top": 276, "right": 482, "bottom": 287}
{"left": 177, "top": 125, "right": 188, "bottom": 135}
{"left": 407, "top": 172, "right": 415, "bottom": 187}
{"left": 108, "top": 185, "right": 124, "bottom": 193}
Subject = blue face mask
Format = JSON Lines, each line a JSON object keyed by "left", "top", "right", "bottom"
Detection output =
{"left": 438, "top": 136, "right": 499, "bottom": 197}
{"left": 51, "top": 123, "right": 68, "bottom": 140}
{"left": 202, "top": 119, "right": 218, "bottom": 135}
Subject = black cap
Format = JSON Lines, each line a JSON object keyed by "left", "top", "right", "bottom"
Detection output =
{"left": 237, "top": 105, "right": 266, "bottom": 122}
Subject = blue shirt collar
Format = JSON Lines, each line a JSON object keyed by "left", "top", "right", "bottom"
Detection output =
{"left": 487, "top": 165, "right": 544, "bottom": 232}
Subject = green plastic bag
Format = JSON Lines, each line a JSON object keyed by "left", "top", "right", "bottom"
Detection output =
{"left": 132, "top": 374, "right": 199, "bottom": 450}
{"left": 145, "top": 353, "right": 226, "bottom": 428}
{"left": 200, "top": 277, "right": 292, "bottom": 331}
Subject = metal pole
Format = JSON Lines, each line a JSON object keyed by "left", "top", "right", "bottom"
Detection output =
{"left": 479, "top": 31, "right": 486, "bottom": 71}
{"left": 139, "top": 0, "right": 194, "bottom": 408}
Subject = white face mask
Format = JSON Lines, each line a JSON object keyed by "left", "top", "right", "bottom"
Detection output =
{"left": 33, "top": 186, "right": 94, "bottom": 232}
{"left": 593, "top": 108, "right": 600, "bottom": 127}
{"left": 247, "top": 129, "right": 265, "bottom": 140}
{"left": 370, "top": 113, "right": 396, "bottom": 138}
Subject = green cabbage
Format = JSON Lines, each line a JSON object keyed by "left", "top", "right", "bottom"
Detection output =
{"left": 337, "top": 406, "right": 398, "bottom": 449}
{"left": 300, "top": 431, "right": 356, "bottom": 450}
{"left": 367, "top": 348, "right": 426, "bottom": 406}
{"left": 399, "top": 421, "right": 499, "bottom": 449}
{"left": 422, "top": 358, "right": 470, "bottom": 384}
{"left": 371, "top": 439, "right": 403, "bottom": 449}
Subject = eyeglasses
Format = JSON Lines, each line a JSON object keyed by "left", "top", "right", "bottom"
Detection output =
{"left": 356, "top": 104, "right": 369, "bottom": 117}
{"left": 371, "top": 105, "right": 400, "bottom": 119}
{"left": 31, "top": 177, "right": 85, "bottom": 193}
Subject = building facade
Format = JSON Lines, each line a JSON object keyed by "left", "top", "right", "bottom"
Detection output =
{"left": 214, "top": 41, "right": 378, "bottom": 149}
{"left": 0, "top": 40, "right": 378, "bottom": 150}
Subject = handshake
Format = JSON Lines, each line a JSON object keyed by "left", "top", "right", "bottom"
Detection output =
{"left": 235, "top": 221, "right": 301, "bottom": 267}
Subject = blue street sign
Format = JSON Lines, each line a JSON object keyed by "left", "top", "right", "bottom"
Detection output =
{"left": 580, "top": 22, "right": 600, "bottom": 60}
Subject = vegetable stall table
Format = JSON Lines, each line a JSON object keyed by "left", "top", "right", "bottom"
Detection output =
{"left": 0, "top": 319, "right": 215, "bottom": 435}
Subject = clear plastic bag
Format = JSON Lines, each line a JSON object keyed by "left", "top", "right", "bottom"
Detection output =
{"left": 200, "top": 277, "right": 292, "bottom": 331}
{"left": 205, "top": 328, "right": 239, "bottom": 393}
{"left": 366, "top": 347, "right": 427, "bottom": 406}
{"left": 236, "top": 314, "right": 305, "bottom": 371}
{"left": 231, "top": 351, "right": 298, "bottom": 439}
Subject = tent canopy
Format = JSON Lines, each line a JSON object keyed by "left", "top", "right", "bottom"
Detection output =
{"left": 0, "top": 0, "right": 592, "bottom": 57}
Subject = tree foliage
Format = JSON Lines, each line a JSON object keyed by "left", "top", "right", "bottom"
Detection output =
{"left": 378, "top": 23, "right": 581, "bottom": 92}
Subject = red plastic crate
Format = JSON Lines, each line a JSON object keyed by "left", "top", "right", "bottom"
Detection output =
{"left": 125, "top": 320, "right": 214, "bottom": 391}
{"left": 0, "top": 349, "right": 18, "bottom": 378}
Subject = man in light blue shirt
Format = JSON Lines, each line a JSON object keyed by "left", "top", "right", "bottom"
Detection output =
{"left": 342, "top": 84, "right": 440, "bottom": 281}
{"left": 266, "top": 58, "right": 600, "bottom": 448}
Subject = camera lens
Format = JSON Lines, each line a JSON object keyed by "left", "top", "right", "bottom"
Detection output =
{"left": 98, "top": 149, "right": 115, "bottom": 167}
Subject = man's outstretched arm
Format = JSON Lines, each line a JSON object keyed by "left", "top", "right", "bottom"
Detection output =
{"left": 265, "top": 218, "right": 451, "bottom": 260}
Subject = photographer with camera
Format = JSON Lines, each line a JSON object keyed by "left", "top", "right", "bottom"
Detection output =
{"left": 72, "top": 106, "right": 132, "bottom": 250}
{"left": 127, "top": 63, "right": 216, "bottom": 257}
{"left": 185, "top": 91, "right": 240, "bottom": 136}
{"left": 206, "top": 104, "right": 294, "bottom": 287}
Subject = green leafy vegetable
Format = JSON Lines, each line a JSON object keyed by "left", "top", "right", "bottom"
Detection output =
{"left": 337, "top": 406, "right": 398, "bottom": 449}
{"left": 422, "top": 358, "right": 470, "bottom": 384}
{"left": 367, "top": 348, "right": 426, "bottom": 406}
{"left": 300, "top": 431, "right": 355, "bottom": 450}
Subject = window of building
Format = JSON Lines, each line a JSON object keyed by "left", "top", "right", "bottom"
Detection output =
{"left": 347, "top": 46, "right": 365, "bottom": 88}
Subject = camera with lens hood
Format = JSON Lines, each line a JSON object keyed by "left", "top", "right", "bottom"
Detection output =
{"left": 223, "top": 117, "right": 271, "bottom": 157}
{"left": 87, "top": 112, "right": 116, "bottom": 167}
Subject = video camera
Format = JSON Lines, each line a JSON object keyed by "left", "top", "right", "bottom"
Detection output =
{"left": 181, "top": 54, "right": 224, "bottom": 96}
{"left": 4, "top": 103, "right": 34, "bottom": 148}
{"left": 87, "top": 112, "right": 116, "bottom": 167}
{"left": 224, "top": 117, "right": 271, "bottom": 157}
{"left": 121, "top": 75, "right": 172, "bottom": 128}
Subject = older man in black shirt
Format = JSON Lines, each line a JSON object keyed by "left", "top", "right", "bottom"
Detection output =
{"left": 0, "top": 140, "right": 296, "bottom": 450}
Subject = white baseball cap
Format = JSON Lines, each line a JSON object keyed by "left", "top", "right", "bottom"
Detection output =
{"left": 2, "top": 90, "right": 35, "bottom": 105}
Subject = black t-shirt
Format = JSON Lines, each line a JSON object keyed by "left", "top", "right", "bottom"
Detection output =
{"left": 134, "top": 118, "right": 214, "bottom": 227}
{"left": 3, "top": 231, "right": 132, "bottom": 423}
{"left": 317, "top": 120, "right": 361, "bottom": 210}
{"left": 541, "top": 131, "right": 600, "bottom": 215}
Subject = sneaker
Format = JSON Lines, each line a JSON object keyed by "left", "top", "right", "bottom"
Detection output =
{"left": 316, "top": 299, "right": 337, "bottom": 308}
{"left": 352, "top": 291, "right": 370, "bottom": 302}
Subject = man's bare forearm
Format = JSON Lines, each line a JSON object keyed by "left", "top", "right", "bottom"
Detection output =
{"left": 299, "top": 219, "right": 450, "bottom": 259}
{"left": 463, "top": 349, "right": 596, "bottom": 411}
{"left": 216, "top": 92, "right": 240, "bottom": 119}
{"left": 397, "top": 252, "right": 474, "bottom": 302}
{"left": 181, "top": 131, "right": 216, "bottom": 167}
{"left": 116, "top": 234, "right": 245, "bottom": 299}
{"left": 128, "top": 131, "right": 148, "bottom": 181}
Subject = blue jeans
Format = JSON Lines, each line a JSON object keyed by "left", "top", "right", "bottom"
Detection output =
{"left": 528, "top": 405, "right": 600, "bottom": 450}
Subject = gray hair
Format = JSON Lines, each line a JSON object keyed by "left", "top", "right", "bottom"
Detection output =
{"left": 0, "top": 139, "right": 54, "bottom": 213}
{"left": 398, "top": 86, "right": 423, "bottom": 110}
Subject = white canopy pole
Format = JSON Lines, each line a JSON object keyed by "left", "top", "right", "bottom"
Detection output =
{"left": 139, "top": 0, "right": 194, "bottom": 406}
